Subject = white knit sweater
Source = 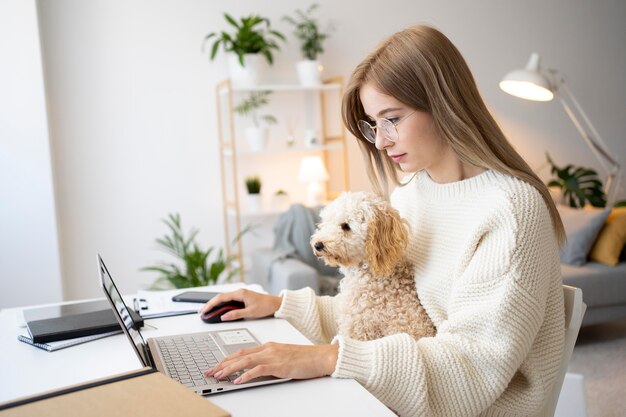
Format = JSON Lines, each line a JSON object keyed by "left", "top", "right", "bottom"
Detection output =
{"left": 275, "top": 170, "right": 565, "bottom": 417}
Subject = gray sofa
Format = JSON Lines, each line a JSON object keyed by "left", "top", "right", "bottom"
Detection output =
{"left": 561, "top": 261, "right": 626, "bottom": 326}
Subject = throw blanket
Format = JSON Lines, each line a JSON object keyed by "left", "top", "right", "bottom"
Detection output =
{"left": 272, "top": 204, "right": 338, "bottom": 277}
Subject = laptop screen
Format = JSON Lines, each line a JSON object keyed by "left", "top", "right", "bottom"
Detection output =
{"left": 98, "top": 254, "right": 150, "bottom": 367}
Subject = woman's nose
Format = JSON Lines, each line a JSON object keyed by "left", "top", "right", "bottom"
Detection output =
{"left": 374, "top": 129, "right": 392, "bottom": 150}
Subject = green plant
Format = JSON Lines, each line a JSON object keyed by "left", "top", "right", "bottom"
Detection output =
{"left": 275, "top": 189, "right": 287, "bottom": 196}
{"left": 234, "top": 91, "right": 278, "bottom": 127}
{"left": 203, "top": 13, "right": 286, "bottom": 66}
{"left": 283, "top": 4, "right": 333, "bottom": 60}
{"left": 546, "top": 153, "right": 606, "bottom": 208}
{"left": 142, "top": 213, "right": 241, "bottom": 289}
{"left": 245, "top": 176, "right": 262, "bottom": 194}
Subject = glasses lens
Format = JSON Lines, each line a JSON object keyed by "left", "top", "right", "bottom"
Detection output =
{"left": 380, "top": 119, "right": 397, "bottom": 142}
{"left": 357, "top": 120, "right": 376, "bottom": 143}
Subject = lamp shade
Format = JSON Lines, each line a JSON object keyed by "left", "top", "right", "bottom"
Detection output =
{"left": 500, "top": 53, "right": 554, "bottom": 102}
{"left": 298, "top": 156, "right": 329, "bottom": 183}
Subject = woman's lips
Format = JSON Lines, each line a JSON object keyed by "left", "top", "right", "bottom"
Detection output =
{"left": 389, "top": 153, "right": 406, "bottom": 163}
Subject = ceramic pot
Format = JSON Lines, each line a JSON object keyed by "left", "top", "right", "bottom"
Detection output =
{"left": 228, "top": 54, "right": 263, "bottom": 87}
{"left": 245, "top": 126, "right": 269, "bottom": 152}
{"left": 296, "top": 60, "right": 322, "bottom": 86}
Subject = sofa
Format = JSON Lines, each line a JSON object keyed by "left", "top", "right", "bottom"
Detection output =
{"left": 561, "top": 262, "right": 626, "bottom": 326}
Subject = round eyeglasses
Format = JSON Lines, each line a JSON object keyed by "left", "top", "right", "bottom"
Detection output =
{"left": 357, "top": 111, "right": 417, "bottom": 144}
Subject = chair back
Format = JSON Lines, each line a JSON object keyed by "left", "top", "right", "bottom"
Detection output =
{"left": 540, "top": 285, "right": 586, "bottom": 417}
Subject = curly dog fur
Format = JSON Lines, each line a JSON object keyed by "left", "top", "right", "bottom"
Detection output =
{"left": 311, "top": 191, "right": 435, "bottom": 342}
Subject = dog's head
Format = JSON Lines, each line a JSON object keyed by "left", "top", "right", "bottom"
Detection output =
{"left": 311, "top": 191, "right": 409, "bottom": 277}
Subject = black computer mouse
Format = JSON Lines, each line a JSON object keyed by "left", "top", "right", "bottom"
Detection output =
{"left": 200, "top": 301, "right": 245, "bottom": 323}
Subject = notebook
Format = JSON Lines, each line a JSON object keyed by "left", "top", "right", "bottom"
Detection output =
{"left": 98, "top": 254, "right": 290, "bottom": 395}
{"left": 17, "top": 330, "right": 122, "bottom": 352}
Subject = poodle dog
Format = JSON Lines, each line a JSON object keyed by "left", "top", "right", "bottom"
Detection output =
{"left": 311, "top": 191, "right": 435, "bottom": 342}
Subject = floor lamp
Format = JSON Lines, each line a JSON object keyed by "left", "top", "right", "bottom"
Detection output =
{"left": 500, "top": 53, "right": 622, "bottom": 205}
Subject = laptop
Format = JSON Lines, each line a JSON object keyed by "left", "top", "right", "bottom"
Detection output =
{"left": 98, "top": 254, "right": 289, "bottom": 395}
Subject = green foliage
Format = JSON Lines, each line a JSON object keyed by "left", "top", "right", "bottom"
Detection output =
{"left": 283, "top": 4, "right": 333, "bottom": 60}
{"left": 234, "top": 91, "right": 277, "bottom": 127}
{"left": 245, "top": 176, "right": 262, "bottom": 194}
{"left": 546, "top": 153, "right": 607, "bottom": 208}
{"left": 142, "top": 213, "right": 240, "bottom": 289}
{"left": 203, "top": 13, "right": 286, "bottom": 66}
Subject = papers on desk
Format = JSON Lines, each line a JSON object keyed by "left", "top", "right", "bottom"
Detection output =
{"left": 18, "top": 330, "right": 122, "bottom": 352}
{"left": 134, "top": 283, "right": 265, "bottom": 319}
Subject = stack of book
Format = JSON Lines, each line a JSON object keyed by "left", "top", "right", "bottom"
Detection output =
{"left": 19, "top": 300, "right": 142, "bottom": 352}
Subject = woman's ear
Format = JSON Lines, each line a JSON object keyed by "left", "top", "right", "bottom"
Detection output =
{"left": 364, "top": 202, "right": 408, "bottom": 277}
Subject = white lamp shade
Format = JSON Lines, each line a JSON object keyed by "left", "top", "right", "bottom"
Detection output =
{"left": 298, "top": 156, "right": 329, "bottom": 183}
{"left": 500, "top": 53, "right": 554, "bottom": 102}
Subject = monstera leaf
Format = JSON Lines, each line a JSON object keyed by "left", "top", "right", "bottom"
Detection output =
{"left": 546, "top": 153, "right": 607, "bottom": 208}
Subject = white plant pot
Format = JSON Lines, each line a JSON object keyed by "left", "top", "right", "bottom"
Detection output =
{"left": 245, "top": 126, "right": 269, "bottom": 152}
{"left": 246, "top": 193, "right": 261, "bottom": 212}
{"left": 228, "top": 54, "right": 263, "bottom": 88}
{"left": 296, "top": 60, "right": 322, "bottom": 86}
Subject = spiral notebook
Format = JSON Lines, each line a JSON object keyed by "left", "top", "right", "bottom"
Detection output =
{"left": 17, "top": 330, "right": 122, "bottom": 352}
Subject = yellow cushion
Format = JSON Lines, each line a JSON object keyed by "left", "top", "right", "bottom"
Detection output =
{"left": 589, "top": 207, "right": 626, "bottom": 266}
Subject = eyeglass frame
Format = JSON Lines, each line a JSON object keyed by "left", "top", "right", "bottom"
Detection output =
{"left": 357, "top": 110, "right": 418, "bottom": 144}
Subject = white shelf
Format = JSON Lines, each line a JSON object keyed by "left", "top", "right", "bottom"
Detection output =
{"left": 223, "top": 143, "right": 343, "bottom": 157}
{"left": 219, "top": 83, "right": 341, "bottom": 96}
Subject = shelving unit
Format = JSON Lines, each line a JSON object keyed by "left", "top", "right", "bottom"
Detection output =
{"left": 215, "top": 77, "right": 349, "bottom": 281}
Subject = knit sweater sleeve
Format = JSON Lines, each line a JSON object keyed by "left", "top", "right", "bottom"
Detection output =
{"left": 331, "top": 189, "right": 560, "bottom": 417}
{"left": 274, "top": 287, "right": 341, "bottom": 345}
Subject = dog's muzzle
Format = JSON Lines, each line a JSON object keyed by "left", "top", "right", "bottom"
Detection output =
{"left": 313, "top": 241, "right": 325, "bottom": 252}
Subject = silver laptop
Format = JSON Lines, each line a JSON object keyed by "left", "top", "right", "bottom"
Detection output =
{"left": 98, "top": 254, "right": 289, "bottom": 395}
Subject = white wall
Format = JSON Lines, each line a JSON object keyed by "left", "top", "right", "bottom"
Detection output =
{"left": 0, "top": 0, "right": 63, "bottom": 307}
{"left": 29, "top": 0, "right": 626, "bottom": 300}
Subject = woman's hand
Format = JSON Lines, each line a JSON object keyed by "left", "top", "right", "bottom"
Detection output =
{"left": 203, "top": 343, "right": 339, "bottom": 384}
{"left": 198, "top": 289, "right": 282, "bottom": 321}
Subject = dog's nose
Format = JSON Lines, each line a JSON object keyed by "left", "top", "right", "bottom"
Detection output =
{"left": 314, "top": 242, "right": 325, "bottom": 251}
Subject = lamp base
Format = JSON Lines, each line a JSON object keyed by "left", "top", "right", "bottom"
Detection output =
{"left": 305, "top": 181, "right": 325, "bottom": 207}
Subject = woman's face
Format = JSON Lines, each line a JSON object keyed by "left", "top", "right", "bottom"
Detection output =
{"left": 359, "top": 83, "right": 447, "bottom": 173}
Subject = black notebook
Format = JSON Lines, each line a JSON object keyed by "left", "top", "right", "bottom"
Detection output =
{"left": 26, "top": 308, "right": 144, "bottom": 344}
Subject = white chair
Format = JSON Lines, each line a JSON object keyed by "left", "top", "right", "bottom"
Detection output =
{"left": 539, "top": 285, "right": 587, "bottom": 417}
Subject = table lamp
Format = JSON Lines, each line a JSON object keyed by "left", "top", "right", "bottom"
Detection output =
{"left": 298, "top": 156, "right": 329, "bottom": 206}
{"left": 500, "top": 53, "right": 621, "bottom": 205}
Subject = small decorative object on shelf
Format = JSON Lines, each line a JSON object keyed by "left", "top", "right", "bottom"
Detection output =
{"left": 272, "top": 189, "right": 290, "bottom": 211}
{"left": 304, "top": 128, "right": 320, "bottom": 147}
{"left": 203, "top": 13, "right": 286, "bottom": 87}
{"left": 234, "top": 91, "right": 277, "bottom": 151}
{"left": 245, "top": 176, "right": 262, "bottom": 212}
{"left": 283, "top": 4, "right": 334, "bottom": 86}
{"left": 141, "top": 213, "right": 240, "bottom": 289}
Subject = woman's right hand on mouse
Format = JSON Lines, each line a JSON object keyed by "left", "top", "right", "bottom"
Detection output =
{"left": 198, "top": 289, "right": 282, "bottom": 321}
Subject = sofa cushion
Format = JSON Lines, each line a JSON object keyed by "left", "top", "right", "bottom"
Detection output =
{"left": 561, "top": 262, "right": 626, "bottom": 308}
{"left": 558, "top": 205, "right": 610, "bottom": 265}
{"left": 589, "top": 207, "right": 626, "bottom": 266}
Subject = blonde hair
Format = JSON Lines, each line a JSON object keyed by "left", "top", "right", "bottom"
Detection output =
{"left": 342, "top": 24, "right": 565, "bottom": 246}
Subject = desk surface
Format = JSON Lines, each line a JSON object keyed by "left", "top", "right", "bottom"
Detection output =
{"left": 0, "top": 292, "right": 394, "bottom": 417}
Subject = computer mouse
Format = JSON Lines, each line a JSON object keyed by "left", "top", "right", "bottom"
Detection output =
{"left": 200, "top": 300, "right": 245, "bottom": 324}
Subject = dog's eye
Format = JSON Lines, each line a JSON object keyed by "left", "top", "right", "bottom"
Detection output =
{"left": 341, "top": 223, "right": 351, "bottom": 232}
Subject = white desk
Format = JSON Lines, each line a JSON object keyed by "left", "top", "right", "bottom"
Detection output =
{"left": 0, "top": 296, "right": 394, "bottom": 417}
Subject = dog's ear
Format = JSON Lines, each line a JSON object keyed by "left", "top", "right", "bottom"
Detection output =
{"left": 364, "top": 202, "right": 409, "bottom": 277}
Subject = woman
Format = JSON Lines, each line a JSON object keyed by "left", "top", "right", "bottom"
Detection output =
{"left": 201, "top": 25, "right": 565, "bottom": 417}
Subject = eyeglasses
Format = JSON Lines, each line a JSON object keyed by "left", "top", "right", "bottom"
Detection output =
{"left": 357, "top": 111, "right": 417, "bottom": 144}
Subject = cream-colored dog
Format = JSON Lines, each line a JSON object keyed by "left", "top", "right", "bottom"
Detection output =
{"left": 311, "top": 191, "right": 435, "bottom": 342}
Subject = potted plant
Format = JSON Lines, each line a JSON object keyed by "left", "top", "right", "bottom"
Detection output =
{"left": 245, "top": 176, "right": 262, "bottom": 211}
{"left": 203, "top": 13, "right": 286, "bottom": 87}
{"left": 272, "top": 189, "right": 290, "bottom": 211}
{"left": 141, "top": 213, "right": 241, "bottom": 289}
{"left": 283, "top": 4, "right": 333, "bottom": 86}
{"left": 234, "top": 91, "right": 277, "bottom": 151}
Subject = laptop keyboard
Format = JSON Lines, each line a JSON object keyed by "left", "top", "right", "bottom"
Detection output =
{"left": 157, "top": 335, "right": 242, "bottom": 389}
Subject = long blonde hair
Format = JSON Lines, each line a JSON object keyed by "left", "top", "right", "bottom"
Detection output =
{"left": 342, "top": 24, "right": 565, "bottom": 246}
